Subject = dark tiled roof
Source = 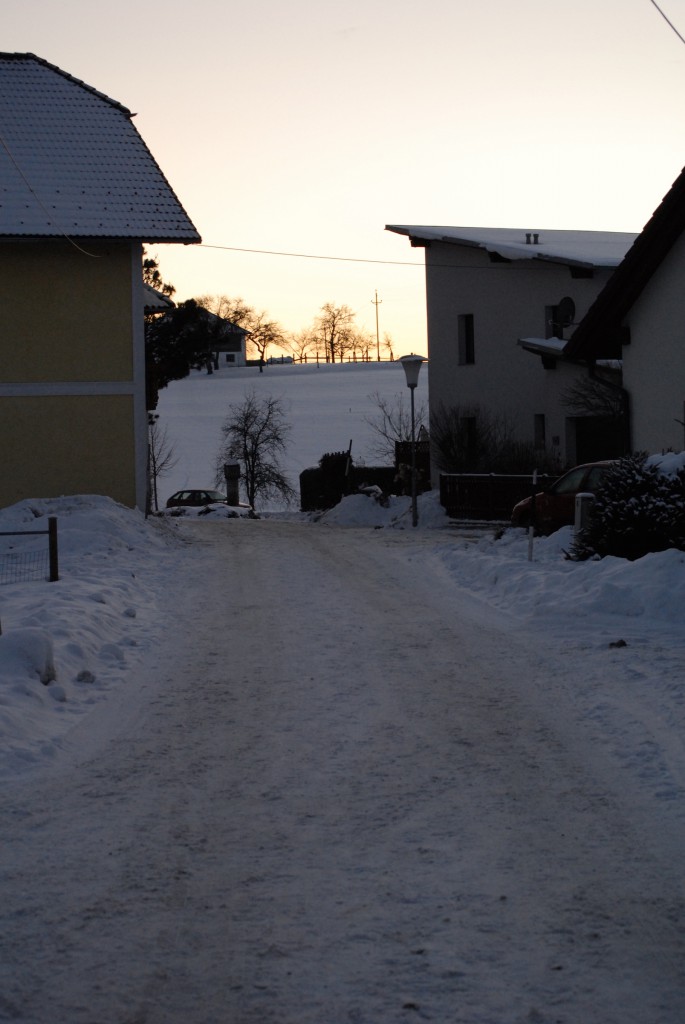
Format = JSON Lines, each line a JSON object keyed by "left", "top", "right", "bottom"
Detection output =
{"left": 0, "top": 52, "right": 200, "bottom": 242}
{"left": 565, "top": 167, "right": 685, "bottom": 359}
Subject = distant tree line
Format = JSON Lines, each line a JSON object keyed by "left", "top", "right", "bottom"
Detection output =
{"left": 143, "top": 253, "right": 396, "bottom": 410}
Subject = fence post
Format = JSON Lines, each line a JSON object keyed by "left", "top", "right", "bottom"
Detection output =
{"left": 48, "top": 517, "right": 59, "bottom": 582}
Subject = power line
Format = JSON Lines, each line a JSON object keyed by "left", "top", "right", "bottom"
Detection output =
{"left": 199, "top": 242, "right": 423, "bottom": 267}
{"left": 197, "top": 241, "right": 601, "bottom": 273}
{"left": 648, "top": 0, "right": 685, "bottom": 47}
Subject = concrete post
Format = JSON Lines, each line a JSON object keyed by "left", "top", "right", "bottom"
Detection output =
{"left": 223, "top": 460, "right": 241, "bottom": 507}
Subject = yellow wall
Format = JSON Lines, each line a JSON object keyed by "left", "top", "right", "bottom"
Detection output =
{"left": 0, "top": 240, "right": 133, "bottom": 382}
{"left": 0, "top": 395, "right": 137, "bottom": 507}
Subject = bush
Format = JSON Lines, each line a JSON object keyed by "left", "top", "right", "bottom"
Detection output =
{"left": 571, "top": 452, "right": 685, "bottom": 560}
{"left": 430, "top": 402, "right": 560, "bottom": 475}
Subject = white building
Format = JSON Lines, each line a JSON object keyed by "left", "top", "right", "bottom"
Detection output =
{"left": 386, "top": 225, "right": 636, "bottom": 471}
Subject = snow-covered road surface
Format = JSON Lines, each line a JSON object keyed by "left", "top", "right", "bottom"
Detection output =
{"left": 1, "top": 519, "right": 684, "bottom": 1024}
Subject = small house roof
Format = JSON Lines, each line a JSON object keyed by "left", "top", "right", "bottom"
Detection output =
{"left": 0, "top": 52, "right": 200, "bottom": 243}
{"left": 386, "top": 225, "right": 636, "bottom": 269}
{"left": 143, "top": 284, "right": 175, "bottom": 313}
{"left": 565, "top": 165, "right": 685, "bottom": 360}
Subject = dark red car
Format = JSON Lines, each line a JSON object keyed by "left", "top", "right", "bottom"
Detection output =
{"left": 511, "top": 461, "right": 612, "bottom": 534}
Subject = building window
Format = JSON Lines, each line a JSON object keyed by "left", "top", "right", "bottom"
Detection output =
{"left": 534, "top": 413, "right": 546, "bottom": 449}
{"left": 545, "top": 305, "right": 559, "bottom": 339}
{"left": 225, "top": 353, "right": 235, "bottom": 363}
{"left": 458, "top": 314, "right": 475, "bottom": 364}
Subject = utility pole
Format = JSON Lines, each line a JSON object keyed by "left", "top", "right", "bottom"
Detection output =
{"left": 372, "top": 290, "right": 382, "bottom": 361}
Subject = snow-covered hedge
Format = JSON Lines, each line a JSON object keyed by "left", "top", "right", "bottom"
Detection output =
{"left": 572, "top": 452, "right": 685, "bottom": 560}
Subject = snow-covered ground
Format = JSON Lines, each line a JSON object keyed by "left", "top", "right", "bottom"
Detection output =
{"left": 1, "top": 363, "right": 684, "bottom": 1020}
{"left": 0, "top": 490, "right": 683, "bottom": 778}
{"left": 154, "top": 360, "right": 429, "bottom": 508}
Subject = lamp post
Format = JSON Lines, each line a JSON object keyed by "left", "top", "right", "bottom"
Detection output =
{"left": 399, "top": 353, "right": 426, "bottom": 527}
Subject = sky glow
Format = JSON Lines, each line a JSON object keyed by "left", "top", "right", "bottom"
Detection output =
{"left": 6, "top": 0, "right": 685, "bottom": 354}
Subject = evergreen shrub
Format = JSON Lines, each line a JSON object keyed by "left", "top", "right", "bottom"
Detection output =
{"left": 571, "top": 452, "right": 685, "bottom": 560}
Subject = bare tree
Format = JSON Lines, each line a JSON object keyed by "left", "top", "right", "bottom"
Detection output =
{"left": 315, "top": 302, "right": 356, "bottom": 363}
{"left": 364, "top": 390, "right": 428, "bottom": 461}
{"left": 214, "top": 390, "right": 296, "bottom": 509}
{"left": 383, "top": 333, "right": 395, "bottom": 361}
{"left": 430, "top": 402, "right": 560, "bottom": 474}
{"left": 349, "top": 328, "right": 374, "bottom": 362}
{"left": 196, "top": 295, "right": 285, "bottom": 364}
{"left": 248, "top": 311, "right": 285, "bottom": 365}
{"left": 148, "top": 417, "right": 178, "bottom": 512}
{"left": 561, "top": 373, "right": 627, "bottom": 420}
{"left": 287, "top": 328, "right": 318, "bottom": 362}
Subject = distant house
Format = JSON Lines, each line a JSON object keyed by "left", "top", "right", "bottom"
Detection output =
{"left": 206, "top": 313, "right": 249, "bottom": 368}
{"left": 386, "top": 225, "right": 636, "bottom": 470}
{"left": 565, "top": 166, "right": 685, "bottom": 455}
{"left": 0, "top": 52, "right": 200, "bottom": 511}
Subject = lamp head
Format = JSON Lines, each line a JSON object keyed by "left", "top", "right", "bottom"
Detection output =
{"left": 399, "top": 353, "right": 427, "bottom": 389}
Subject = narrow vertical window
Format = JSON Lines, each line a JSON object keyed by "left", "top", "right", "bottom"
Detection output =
{"left": 458, "top": 314, "right": 475, "bottom": 364}
{"left": 534, "top": 413, "right": 546, "bottom": 449}
{"left": 545, "top": 305, "right": 559, "bottom": 339}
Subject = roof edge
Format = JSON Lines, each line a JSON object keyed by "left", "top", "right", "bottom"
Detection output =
{"left": 0, "top": 52, "right": 133, "bottom": 117}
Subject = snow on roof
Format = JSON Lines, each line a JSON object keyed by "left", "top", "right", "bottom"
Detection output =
{"left": 143, "top": 284, "right": 175, "bottom": 312}
{"left": 0, "top": 52, "right": 200, "bottom": 242}
{"left": 386, "top": 225, "right": 637, "bottom": 268}
{"left": 518, "top": 336, "right": 567, "bottom": 356}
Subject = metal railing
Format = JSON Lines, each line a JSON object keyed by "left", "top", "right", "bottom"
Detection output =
{"left": 440, "top": 473, "right": 552, "bottom": 521}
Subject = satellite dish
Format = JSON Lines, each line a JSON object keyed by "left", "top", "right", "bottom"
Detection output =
{"left": 557, "top": 296, "right": 576, "bottom": 327}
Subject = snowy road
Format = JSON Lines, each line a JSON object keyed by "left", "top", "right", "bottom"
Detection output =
{"left": 1, "top": 519, "right": 684, "bottom": 1023}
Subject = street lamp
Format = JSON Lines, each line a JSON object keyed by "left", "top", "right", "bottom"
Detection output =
{"left": 399, "top": 353, "right": 427, "bottom": 527}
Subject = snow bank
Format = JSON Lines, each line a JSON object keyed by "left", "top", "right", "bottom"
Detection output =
{"left": 0, "top": 496, "right": 181, "bottom": 773}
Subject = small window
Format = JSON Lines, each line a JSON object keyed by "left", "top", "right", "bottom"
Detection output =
{"left": 545, "top": 305, "right": 559, "bottom": 339}
{"left": 458, "top": 314, "right": 475, "bottom": 364}
{"left": 534, "top": 414, "right": 546, "bottom": 449}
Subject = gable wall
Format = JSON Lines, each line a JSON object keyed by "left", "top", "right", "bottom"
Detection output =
{"left": 623, "top": 231, "right": 685, "bottom": 454}
{"left": 0, "top": 240, "right": 133, "bottom": 381}
{"left": 424, "top": 241, "right": 614, "bottom": 468}
{"left": 0, "top": 239, "right": 147, "bottom": 509}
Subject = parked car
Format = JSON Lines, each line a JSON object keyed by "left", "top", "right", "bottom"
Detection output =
{"left": 165, "top": 489, "right": 229, "bottom": 509}
{"left": 511, "top": 461, "right": 612, "bottom": 534}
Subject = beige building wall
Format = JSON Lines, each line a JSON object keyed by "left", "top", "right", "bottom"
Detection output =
{"left": 0, "top": 239, "right": 148, "bottom": 510}
{"left": 623, "top": 232, "right": 685, "bottom": 455}
{"left": 0, "top": 240, "right": 133, "bottom": 382}
{"left": 0, "top": 395, "right": 137, "bottom": 507}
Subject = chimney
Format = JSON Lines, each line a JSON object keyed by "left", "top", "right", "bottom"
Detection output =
{"left": 525, "top": 232, "right": 532, "bottom": 244}
{"left": 533, "top": 232, "right": 540, "bottom": 245}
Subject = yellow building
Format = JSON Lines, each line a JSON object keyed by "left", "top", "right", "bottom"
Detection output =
{"left": 0, "top": 52, "right": 200, "bottom": 510}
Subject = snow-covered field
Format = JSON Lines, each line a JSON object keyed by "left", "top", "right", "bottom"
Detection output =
{"left": 154, "top": 360, "right": 429, "bottom": 508}
{"left": 1, "top": 362, "right": 684, "bottom": 1020}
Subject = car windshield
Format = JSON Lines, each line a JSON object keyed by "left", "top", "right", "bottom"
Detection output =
{"left": 585, "top": 467, "right": 606, "bottom": 491}
{"left": 550, "top": 467, "right": 587, "bottom": 495}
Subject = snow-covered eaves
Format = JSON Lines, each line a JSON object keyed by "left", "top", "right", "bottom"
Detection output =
{"left": 386, "top": 225, "right": 637, "bottom": 269}
{"left": 143, "top": 284, "right": 175, "bottom": 312}
{"left": 0, "top": 53, "right": 200, "bottom": 243}
{"left": 518, "top": 336, "right": 567, "bottom": 356}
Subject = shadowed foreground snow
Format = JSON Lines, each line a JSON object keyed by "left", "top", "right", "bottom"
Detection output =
{"left": 0, "top": 494, "right": 684, "bottom": 1022}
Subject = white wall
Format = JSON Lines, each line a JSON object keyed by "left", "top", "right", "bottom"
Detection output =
{"left": 623, "top": 232, "right": 685, "bottom": 454}
{"left": 424, "top": 241, "right": 614, "bottom": 467}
